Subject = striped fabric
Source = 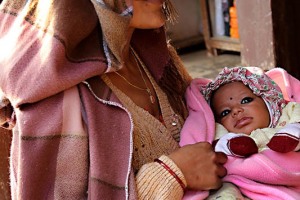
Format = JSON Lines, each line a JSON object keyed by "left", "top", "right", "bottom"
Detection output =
{"left": 0, "top": 0, "right": 182, "bottom": 199}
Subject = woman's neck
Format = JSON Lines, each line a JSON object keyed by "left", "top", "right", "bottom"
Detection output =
{"left": 121, "top": 27, "right": 135, "bottom": 66}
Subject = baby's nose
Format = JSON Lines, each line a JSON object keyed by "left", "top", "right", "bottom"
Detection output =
{"left": 232, "top": 107, "right": 243, "bottom": 116}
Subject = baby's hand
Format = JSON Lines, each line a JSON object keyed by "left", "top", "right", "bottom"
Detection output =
{"left": 267, "top": 123, "right": 300, "bottom": 153}
{"left": 214, "top": 133, "right": 258, "bottom": 157}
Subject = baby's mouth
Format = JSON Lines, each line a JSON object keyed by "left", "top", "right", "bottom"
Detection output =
{"left": 234, "top": 117, "right": 252, "bottom": 128}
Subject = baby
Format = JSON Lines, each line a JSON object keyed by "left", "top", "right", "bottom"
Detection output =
{"left": 181, "top": 66, "right": 300, "bottom": 200}
{"left": 201, "top": 67, "right": 300, "bottom": 157}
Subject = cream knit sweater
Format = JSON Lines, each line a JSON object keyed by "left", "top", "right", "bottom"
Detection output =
{"left": 102, "top": 66, "right": 187, "bottom": 199}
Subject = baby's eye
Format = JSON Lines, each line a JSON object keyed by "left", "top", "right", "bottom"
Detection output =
{"left": 241, "top": 97, "right": 253, "bottom": 104}
{"left": 220, "top": 109, "right": 230, "bottom": 117}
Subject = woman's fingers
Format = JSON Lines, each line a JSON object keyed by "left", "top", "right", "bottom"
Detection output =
{"left": 168, "top": 142, "right": 228, "bottom": 190}
{"left": 215, "top": 152, "right": 228, "bottom": 164}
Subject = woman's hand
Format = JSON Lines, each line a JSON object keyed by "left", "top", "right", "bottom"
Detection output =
{"left": 168, "top": 142, "right": 227, "bottom": 190}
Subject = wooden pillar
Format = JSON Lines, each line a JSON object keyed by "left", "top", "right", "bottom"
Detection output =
{"left": 199, "top": 0, "right": 241, "bottom": 56}
{"left": 0, "top": 129, "right": 11, "bottom": 200}
{"left": 236, "top": 0, "right": 300, "bottom": 80}
{"left": 236, "top": 0, "right": 275, "bottom": 71}
{"left": 199, "top": 0, "right": 218, "bottom": 56}
{"left": 271, "top": 0, "right": 300, "bottom": 80}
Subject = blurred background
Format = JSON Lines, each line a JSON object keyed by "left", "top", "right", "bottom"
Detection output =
{"left": 167, "top": 0, "right": 300, "bottom": 80}
{"left": 169, "top": 0, "right": 241, "bottom": 79}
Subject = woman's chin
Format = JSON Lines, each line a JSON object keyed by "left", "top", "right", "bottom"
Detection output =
{"left": 130, "top": 17, "right": 165, "bottom": 29}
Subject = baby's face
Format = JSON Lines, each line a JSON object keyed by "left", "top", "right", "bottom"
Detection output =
{"left": 211, "top": 82, "right": 270, "bottom": 135}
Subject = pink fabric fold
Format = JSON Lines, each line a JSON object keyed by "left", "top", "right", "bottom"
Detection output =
{"left": 266, "top": 67, "right": 300, "bottom": 103}
{"left": 180, "top": 68, "right": 300, "bottom": 200}
{"left": 179, "top": 78, "right": 215, "bottom": 147}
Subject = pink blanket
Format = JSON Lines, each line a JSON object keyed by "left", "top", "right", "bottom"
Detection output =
{"left": 180, "top": 68, "right": 300, "bottom": 200}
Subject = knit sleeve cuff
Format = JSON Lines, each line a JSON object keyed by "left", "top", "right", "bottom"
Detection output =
{"left": 136, "top": 155, "right": 187, "bottom": 200}
{"left": 158, "top": 155, "right": 187, "bottom": 188}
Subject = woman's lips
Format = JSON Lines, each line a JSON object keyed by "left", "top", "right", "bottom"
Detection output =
{"left": 234, "top": 117, "right": 252, "bottom": 128}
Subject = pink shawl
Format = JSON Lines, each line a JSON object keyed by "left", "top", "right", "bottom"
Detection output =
{"left": 0, "top": 0, "right": 174, "bottom": 199}
{"left": 180, "top": 68, "right": 300, "bottom": 200}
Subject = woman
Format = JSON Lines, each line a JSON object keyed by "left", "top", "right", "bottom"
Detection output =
{"left": 0, "top": 0, "right": 227, "bottom": 199}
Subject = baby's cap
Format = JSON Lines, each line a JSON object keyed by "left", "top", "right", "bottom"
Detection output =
{"left": 201, "top": 67, "right": 286, "bottom": 127}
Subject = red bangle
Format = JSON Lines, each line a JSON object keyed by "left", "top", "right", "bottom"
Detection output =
{"left": 154, "top": 158, "right": 186, "bottom": 191}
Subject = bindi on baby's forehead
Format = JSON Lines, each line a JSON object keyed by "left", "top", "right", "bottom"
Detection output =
{"left": 230, "top": 97, "right": 233, "bottom": 100}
